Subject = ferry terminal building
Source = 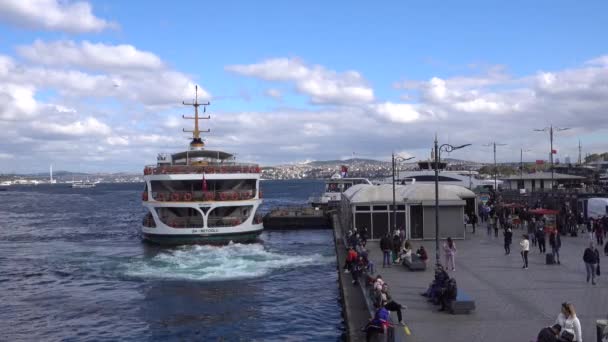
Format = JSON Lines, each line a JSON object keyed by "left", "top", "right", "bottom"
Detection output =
{"left": 338, "top": 183, "right": 476, "bottom": 240}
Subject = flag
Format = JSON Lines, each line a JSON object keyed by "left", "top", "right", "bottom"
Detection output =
{"left": 536, "top": 160, "right": 545, "bottom": 165}
{"left": 551, "top": 149, "right": 557, "bottom": 154}
{"left": 202, "top": 173, "right": 208, "bottom": 191}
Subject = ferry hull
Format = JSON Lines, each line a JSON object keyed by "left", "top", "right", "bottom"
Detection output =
{"left": 141, "top": 229, "right": 263, "bottom": 245}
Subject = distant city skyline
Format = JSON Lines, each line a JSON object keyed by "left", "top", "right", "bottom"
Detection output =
{"left": 0, "top": 1, "right": 607, "bottom": 173}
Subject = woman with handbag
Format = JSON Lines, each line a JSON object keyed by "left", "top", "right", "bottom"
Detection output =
{"left": 555, "top": 302, "right": 582, "bottom": 342}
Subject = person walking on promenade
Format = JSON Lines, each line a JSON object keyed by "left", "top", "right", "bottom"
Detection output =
{"left": 549, "top": 229, "right": 562, "bottom": 264}
{"left": 443, "top": 237, "right": 457, "bottom": 271}
{"left": 595, "top": 222, "right": 604, "bottom": 246}
{"left": 583, "top": 242, "right": 600, "bottom": 285}
{"left": 470, "top": 212, "right": 478, "bottom": 234}
{"left": 555, "top": 302, "right": 582, "bottom": 342}
{"left": 537, "top": 226, "right": 546, "bottom": 254}
{"left": 520, "top": 234, "right": 530, "bottom": 269}
{"left": 577, "top": 213, "right": 585, "bottom": 234}
{"left": 392, "top": 232, "right": 401, "bottom": 264}
{"left": 360, "top": 227, "right": 368, "bottom": 246}
{"left": 494, "top": 215, "right": 500, "bottom": 237}
{"left": 487, "top": 215, "right": 494, "bottom": 236}
{"left": 504, "top": 228, "right": 513, "bottom": 255}
{"left": 380, "top": 233, "right": 392, "bottom": 268}
{"left": 529, "top": 217, "right": 538, "bottom": 247}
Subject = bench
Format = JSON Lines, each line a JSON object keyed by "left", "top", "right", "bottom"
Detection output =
{"left": 402, "top": 255, "right": 427, "bottom": 271}
{"left": 447, "top": 292, "right": 476, "bottom": 314}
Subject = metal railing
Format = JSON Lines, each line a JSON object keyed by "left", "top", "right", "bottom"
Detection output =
{"left": 158, "top": 216, "right": 205, "bottom": 228}
{"left": 151, "top": 190, "right": 256, "bottom": 202}
{"left": 144, "top": 163, "right": 261, "bottom": 175}
{"left": 207, "top": 216, "right": 249, "bottom": 228}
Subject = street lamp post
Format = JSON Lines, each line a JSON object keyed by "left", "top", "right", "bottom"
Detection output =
{"left": 392, "top": 153, "right": 415, "bottom": 234}
{"left": 520, "top": 148, "right": 531, "bottom": 187}
{"left": 534, "top": 125, "right": 570, "bottom": 189}
{"left": 434, "top": 137, "right": 471, "bottom": 266}
{"left": 484, "top": 142, "right": 506, "bottom": 191}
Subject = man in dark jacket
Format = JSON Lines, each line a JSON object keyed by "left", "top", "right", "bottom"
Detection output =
{"left": 438, "top": 277, "right": 457, "bottom": 312}
{"left": 537, "top": 227, "right": 546, "bottom": 253}
{"left": 583, "top": 242, "right": 600, "bottom": 285}
{"left": 549, "top": 229, "right": 562, "bottom": 264}
{"left": 537, "top": 324, "right": 561, "bottom": 342}
{"left": 504, "top": 228, "right": 513, "bottom": 255}
{"left": 469, "top": 212, "right": 478, "bottom": 234}
{"left": 380, "top": 233, "right": 392, "bottom": 268}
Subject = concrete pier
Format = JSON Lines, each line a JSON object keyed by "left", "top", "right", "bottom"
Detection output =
{"left": 336, "top": 221, "right": 607, "bottom": 342}
{"left": 332, "top": 214, "right": 369, "bottom": 342}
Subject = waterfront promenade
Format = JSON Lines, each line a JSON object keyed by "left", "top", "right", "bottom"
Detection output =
{"left": 362, "top": 225, "right": 606, "bottom": 342}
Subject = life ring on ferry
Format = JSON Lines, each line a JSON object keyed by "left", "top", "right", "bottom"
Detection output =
{"left": 183, "top": 192, "right": 193, "bottom": 201}
{"left": 231, "top": 192, "right": 238, "bottom": 200}
{"left": 156, "top": 193, "right": 165, "bottom": 201}
{"left": 220, "top": 192, "right": 228, "bottom": 201}
{"left": 205, "top": 192, "right": 215, "bottom": 201}
{"left": 142, "top": 192, "right": 148, "bottom": 201}
{"left": 171, "top": 192, "right": 181, "bottom": 201}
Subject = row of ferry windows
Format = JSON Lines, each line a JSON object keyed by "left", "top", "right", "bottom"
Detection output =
{"left": 149, "top": 179, "right": 257, "bottom": 193}
{"left": 355, "top": 205, "right": 406, "bottom": 211}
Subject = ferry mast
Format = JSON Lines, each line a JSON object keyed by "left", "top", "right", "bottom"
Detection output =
{"left": 182, "top": 85, "right": 210, "bottom": 150}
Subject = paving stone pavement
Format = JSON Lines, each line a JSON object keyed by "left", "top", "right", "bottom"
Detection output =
{"left": 365, "top": 223, "right": 607, "bottom": 342}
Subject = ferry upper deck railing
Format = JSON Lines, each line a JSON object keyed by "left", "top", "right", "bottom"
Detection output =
{"left": 145, "top": 190, "right": 258, "bottom": 202}
{"left": 144, "top": 163, "right": 261, "bottom": 175}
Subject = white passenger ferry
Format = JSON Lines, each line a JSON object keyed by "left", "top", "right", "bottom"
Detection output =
{"left": 141, "top": 87, "right": 263, "bottom": 245}
{"left": 309, "top": 167, "right": 373, "bottom": 207}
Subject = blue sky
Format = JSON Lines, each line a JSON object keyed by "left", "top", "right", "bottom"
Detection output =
{"left": 0, "top": 0, "right": 607, "bottom": 172}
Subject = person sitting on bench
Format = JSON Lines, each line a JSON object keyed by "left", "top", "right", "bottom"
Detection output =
{"left": 378, "top": 283, "right": 406, "bottom": 325}
{"left": 438, "top": 277, "right": 458, "bottom": 312}
{"left": 421, "top": 265, "right": 449, "bottom": 303}
{"left": 344, "top": 247, "right": 357, "bottom": 273}
{"left": 396, "top": 240, "right": 413, "bottom": 264}
{"left": 416, "top": 246, "right": 428, "bottom": 263}
{"left": 361, "top": 306, "right": 390, "bottom": 342}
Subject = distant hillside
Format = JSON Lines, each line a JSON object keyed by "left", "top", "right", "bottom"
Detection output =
{"left": 305, "top": 158, "right": 390, "bottom": 167}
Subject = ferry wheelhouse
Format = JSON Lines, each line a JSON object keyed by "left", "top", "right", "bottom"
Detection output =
{"left": 309, "top": 167, "right": 373, "bottom": 207}
{"left": 141, "top": 87, "right": 263, "bottom": 245}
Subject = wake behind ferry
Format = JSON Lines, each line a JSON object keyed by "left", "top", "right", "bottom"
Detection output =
{"left": 141, "top": 87, "right": 263, "bottom": 245}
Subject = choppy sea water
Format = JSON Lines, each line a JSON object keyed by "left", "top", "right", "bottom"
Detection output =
{"left": 0, "top": 180, "right": 342, "bottom": 341}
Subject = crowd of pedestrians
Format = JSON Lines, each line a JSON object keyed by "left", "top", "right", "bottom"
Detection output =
{"left": 345, "top": 190, "right": 607, "bottom": 342}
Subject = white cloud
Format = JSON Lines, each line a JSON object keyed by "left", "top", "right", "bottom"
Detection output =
{"left": 371, "top": 102, "right": 424, "bottom": 123}
{"left": 106, "top": 136, "right": 129, "bottom": 146}
{"left": 0, "top": 83, "right": 38, "bottom": 120}
{"left": 0, "top": 0, "right": 117, "bottom": 33}
{"left": 226, "top": 58, "right": 374, "bottom": 104}
{"left": 2, "top": 49, "right": 608, "bottom": 172}
{"left": 32, "top": 117, "right": 111, "bottom": 138}
{"left": 586, "top": 55, "right": 608, "bottom": 67}
{"left": 18, "top": 40, "right": 163, "bottom": 71}
{"left": 0, "top": 51, "right": 208, "bottom": 108}
{"left": 265, "top": 88, "right": 282, "bottom": 99}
